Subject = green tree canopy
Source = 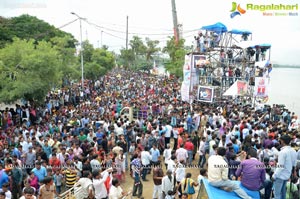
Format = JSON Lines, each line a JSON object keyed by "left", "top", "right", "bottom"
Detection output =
{"left": 118, "top": 36, "right": 160, "bottom": 70}
{"left": 80, "top": 42, "right": 115, "bottom": 80}
{"left": 50, "top": 36, "right": 80, "bottom": 84}
{"left": 0, "top": 14, "right": 76, "bottom": 48}
{"left": 163, "top": 37, "right": 186, "bottom": 77}
{"left": 0, "top": 38, "right": 62, "bottom": 104}
{"left": 145, "top": 37, "right": 160, "bottom": 61}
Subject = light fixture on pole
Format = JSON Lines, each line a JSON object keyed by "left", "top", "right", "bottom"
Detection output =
{"left": 71, "top": 12, "right": 85, "bottom": 90}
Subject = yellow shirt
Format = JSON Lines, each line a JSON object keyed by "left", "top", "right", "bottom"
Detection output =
{"left": 181, "top": 178, "right": 195, "bottom": 194}
{"left": 65, "top": 169, "right": 77, "bottom": 187}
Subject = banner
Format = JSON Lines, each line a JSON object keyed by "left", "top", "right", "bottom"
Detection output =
{"left": 192, "top": 54, "right": 207, "bottom": 69}
{"left": 183, "top": 54, "right": 192, "bottom": 71}
{"left": 198, "top": 86, "right": 214, "bottom": 103}
{"left": 237, "top": 81, "right": 248, "bottom": 95}
{"left": 223, "top": 80, "right": 248, "bottom": 96}
{"left": 181, "top": 82, "right": 190, "bottom": 102}
{"left": 183, "top": 70, "right": 191, "bottom": 85}
{"left": 254, "top": 77, "right": 268, "bottom": 97}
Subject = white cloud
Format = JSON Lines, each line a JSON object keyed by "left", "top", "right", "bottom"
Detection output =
{"left": 0, "top": 0, "right": 299, "bottom": 64}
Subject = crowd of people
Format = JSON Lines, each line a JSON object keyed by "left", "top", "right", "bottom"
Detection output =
{"left": 0, "top": 67, "right": 300, "bottom": 199}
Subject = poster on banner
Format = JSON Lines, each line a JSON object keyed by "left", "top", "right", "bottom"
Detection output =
{"left": 237, "top": 81, "right": 248, "bottom": 95}
{"left": 183, "top": 70, "right": 191, "bottom": 85}
{"left": 183, "top": 54, "right": 192, "bottom": 71}
{"left": 254, "top": 77, "right": 268, "bottom": 97}
{"left": 192, "top": 54, "right": 206, "bottom": 69}
{"left": 198, "top": 86, "right": 214, "bottom": 102}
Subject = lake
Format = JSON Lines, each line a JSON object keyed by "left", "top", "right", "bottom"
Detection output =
{"left": 268, "top": 68, "right": 300, "bottom": 116}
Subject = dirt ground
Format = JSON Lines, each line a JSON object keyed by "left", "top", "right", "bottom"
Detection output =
{"left": 121, "top": 162, "right": 201, "bottom": 199}
{"left": 121, "top": 140, "right": 202, "bottom": 199}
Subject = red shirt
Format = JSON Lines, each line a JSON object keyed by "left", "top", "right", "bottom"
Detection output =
{"left": 184, "top": 141, "right": 194, "bottom": 151}
{"left": 177, "top": 136, "right": 183, "bottom": 149}
{"left": 49, "top": 158, "right": 61, "bottom": 171}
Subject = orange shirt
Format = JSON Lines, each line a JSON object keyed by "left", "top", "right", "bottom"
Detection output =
{"left": 177, "top": 136, "right": 183, "bottom": 149}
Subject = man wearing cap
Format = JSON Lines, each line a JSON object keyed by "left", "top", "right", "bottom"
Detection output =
{"left": 273, "top": 134, "right": 297, "bottom": 199}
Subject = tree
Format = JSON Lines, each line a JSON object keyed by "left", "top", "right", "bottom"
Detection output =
{"left": 0, "top": 38, "right": 62, "bottom": 104}
{"left": 129, "top": 36, "right": 146, "bottom": 57}
{"left": 163, "top": 37, "right": 186, "bottom": 77}
{"left": 118, "top": 36, "right": 160, "bottom": 70}
{"left": 92, "top": 48, "right": 115, "bottom": 70}
{"left": 51, "top": 36, "right": 80, "bottom": 83}
{"left": 145, "top": 37, "right": 160, "bottom": 61}
{"left": 84, "top": 48, "right": 115, "bottom": 80}
{"left": 118, "top": 48, "right": 135, "bottom": 68}
{"left": 0, "top": 14, "right": 76, "bottom": 48}
{"left": 79, "top": 41, "right": 115, "bottom": 80}
{"left": 81, "top": 40, "right": 94, "bottom": 63}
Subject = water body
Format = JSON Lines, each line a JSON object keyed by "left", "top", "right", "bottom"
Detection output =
{"left": 268, "top": 68, "right": 300, "bottom": 116}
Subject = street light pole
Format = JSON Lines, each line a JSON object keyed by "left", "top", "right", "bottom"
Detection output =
{"left": 71, "top": 12, "right": 84, "bottom": 90}
{"left": 101, "top": 31, "right": 103, "bottom": 47}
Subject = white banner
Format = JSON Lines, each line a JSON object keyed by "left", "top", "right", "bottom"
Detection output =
{"left": 181, "top": 82, "right": 190, "bottom": 102}
{"left": 254, "top": 77, "right": 268, "bottom": 97}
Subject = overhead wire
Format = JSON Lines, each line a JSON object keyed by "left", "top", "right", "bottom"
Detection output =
{"left": 84, "top": 19, "right": 198, "bottom": 36}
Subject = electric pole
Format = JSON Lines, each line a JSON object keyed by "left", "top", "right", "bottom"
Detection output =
{"left": 101, "top": 31, "right": 103, "bottom": 47}
{"left": 126, "top": 16, "right": 129, "bottom": 50}
{"left": 171, "top": 0, "right": 179, "bottom": 45}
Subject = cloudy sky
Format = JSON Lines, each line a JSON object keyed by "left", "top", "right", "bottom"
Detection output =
{"left": 1, "top": 0, "right": 299, "bottom": 65}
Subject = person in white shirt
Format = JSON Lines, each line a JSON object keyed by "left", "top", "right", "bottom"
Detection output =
{"left": 56, "top": 147, "right": 66, "bottom": 166}
{"left": 19, "top": 187, "right": 36, "bottom": 199}
{"left": 0, "top": 183, "right": 11, "bottom": 199}
{"left": 141, "top": 147, "right": 152, "bottom": 181}
{"left": 87, "top": 130, "right": 96, "bottom": 143}
{"left": 73, "top": 157, "right": 83, "bottom": 176}
{"left": 109, "top": 178, "right": 131, "bottom": 199}
{"left": 208, "top": 147, "right": 252, "bottom": 199}
{"left": 175, "top": 160, "right": 185, "bottom": 198}
{"left": 175, "top": 145, "right": 188, "bottom": 164}
{"left": 164, "top": 124, "right": 172, "bottom": 145}
{"left": 161, "top": 170, "right": 175, "bottom": 199}
{"left": 197, "top": 168, "right": 207, "bottom": 184}
{"left": 77, "top": 171, "right": 94, "bottom": 199}
{"left": 90, "top": 154, "right": 101, "bottom": 172}
{"left": 198, "top": 137, "right": 206, "bottom": 168}
{"left": 163, "top": 144, "right": 172, "bottom": 169}
{"left": 92, "top": 168, "right": 112, "bottom": 199}
{"left": 167, "top": 155, "right": 176, "bottom": 173}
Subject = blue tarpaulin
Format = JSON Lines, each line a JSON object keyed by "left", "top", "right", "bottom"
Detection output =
{"left": 198, "top": 178, "right": 260, "bottom": 199}
{"left": 238, "top": 41, "right": 271, "bottom": 49}
{"left": 201, "top": 22, "right": 227, "bottom": 34}
{"left": 228, "top": 29, "right": 252, "bottom": 35}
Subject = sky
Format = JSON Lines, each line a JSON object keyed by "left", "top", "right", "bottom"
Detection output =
{"left": 1, "top": 0, "right": 300, "bottom": 65}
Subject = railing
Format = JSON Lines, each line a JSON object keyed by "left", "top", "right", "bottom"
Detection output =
{"left": 59, "top": 184, "right": 83, "bottom": 199}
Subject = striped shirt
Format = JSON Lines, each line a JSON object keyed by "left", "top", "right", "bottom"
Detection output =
{"left": 65, "top": 169, "right": 77, "bottom": 187}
